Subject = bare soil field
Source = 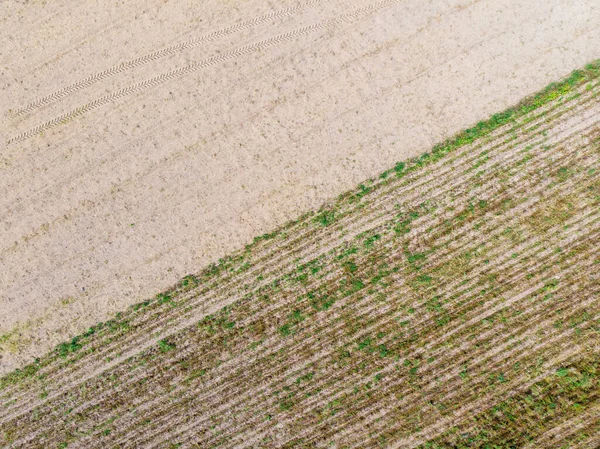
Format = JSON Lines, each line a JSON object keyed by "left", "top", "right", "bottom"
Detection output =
{"left": 1, "top": 62, "right": 599, "bottom": 447}
{"left": 1, "top": 0, "right": 599, "bottom": 374}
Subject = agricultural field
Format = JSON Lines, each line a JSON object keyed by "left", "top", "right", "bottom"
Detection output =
{"left": 1, "top": 62, "right": 599, "bottom": 447}
{"left": 2, "top": 0, "right": 599, "bottom": 375}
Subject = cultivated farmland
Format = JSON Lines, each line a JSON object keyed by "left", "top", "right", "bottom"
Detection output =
{"left": 2, "top": 0, "right": 599, "bottom": 374}
{"left": 1, "top": 62, "right": 599, "bottom": 448}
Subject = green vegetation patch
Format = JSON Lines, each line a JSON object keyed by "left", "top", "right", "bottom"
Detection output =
{"left": 418, "top": 357, "right": 600, "bottom": 448}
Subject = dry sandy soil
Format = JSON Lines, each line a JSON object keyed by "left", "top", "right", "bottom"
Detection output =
{"left": 0, "top": 0, "right": 598, "bottom": 373}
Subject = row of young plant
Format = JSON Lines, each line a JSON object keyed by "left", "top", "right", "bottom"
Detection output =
{"left": 2, "top": 67, "right": 596, "bottom": 406}
{"left": 0, "top": 64, "right": 596, "bottom": 448}
{"left": 2, "top": 89, "right": 596, "bottom": 446}
{"left": 3, "top": 67, "right": 597, "bottom": 415}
